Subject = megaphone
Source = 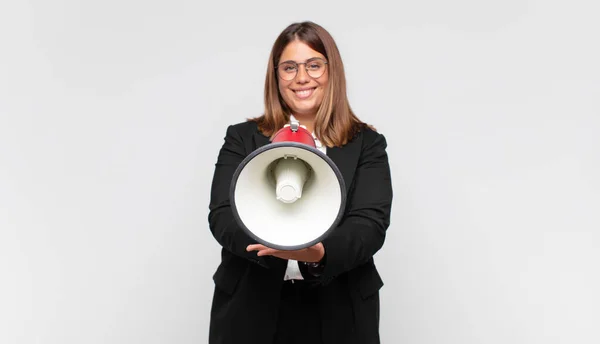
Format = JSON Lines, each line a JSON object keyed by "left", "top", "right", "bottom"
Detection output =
{"left": 230, "top": 121, "right": 346, "bottom": 251}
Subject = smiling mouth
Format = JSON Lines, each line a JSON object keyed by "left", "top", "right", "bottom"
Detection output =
{"left": 293, "top": 87, "right": 316, "bottom": 99}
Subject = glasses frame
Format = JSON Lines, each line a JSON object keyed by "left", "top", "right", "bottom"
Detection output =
{"left": 275, "top": 57, "right": 328, "bottom": 81}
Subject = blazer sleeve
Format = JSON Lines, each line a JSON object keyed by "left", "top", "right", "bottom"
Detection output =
{"left": 320, "top": 132, "right": 393, "bottom": 282}
{"left": 208, "top": 124, "right": 269, "bottom": 268}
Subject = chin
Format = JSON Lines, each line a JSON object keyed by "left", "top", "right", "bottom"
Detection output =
{"left": 287, "top": 99, "right": 321, "bottom": 115}
{"left": 291, "top": 105, "right": 318, "bottom": 116}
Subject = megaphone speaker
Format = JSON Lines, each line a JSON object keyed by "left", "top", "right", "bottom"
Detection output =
{"left": 230, "top": 121, "right": 346, "bottom": 251}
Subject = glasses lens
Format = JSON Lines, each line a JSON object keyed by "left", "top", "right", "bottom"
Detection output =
{"left": 306, "top": 59, "right": 326, "bottom": 79}
{"left": 278, "top": 62, "right": 297, "bottom": 81}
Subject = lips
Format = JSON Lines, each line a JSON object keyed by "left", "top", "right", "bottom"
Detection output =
{"left": 293, "top": 87, "right": 316, "bottom": 99}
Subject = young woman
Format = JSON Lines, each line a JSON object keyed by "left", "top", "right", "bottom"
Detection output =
{"left": 207, "top": 21, "right": 393, "bottom": 344}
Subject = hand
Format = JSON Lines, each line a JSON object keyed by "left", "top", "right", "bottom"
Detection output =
{"left": 246, "top": 242, "right": 325, "bottom": 263}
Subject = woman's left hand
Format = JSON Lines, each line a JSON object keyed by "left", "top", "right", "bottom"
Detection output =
{"left": 246, "top": 242, "right": 325, "bottom": 263}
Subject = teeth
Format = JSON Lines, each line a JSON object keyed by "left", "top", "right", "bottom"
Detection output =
{"left": 295, "top": 88, "right": 314, "bottom": 97}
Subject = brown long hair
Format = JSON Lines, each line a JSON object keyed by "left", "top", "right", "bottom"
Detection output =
{"left": 249, "top": 21, "right": 372, "bottom": 147}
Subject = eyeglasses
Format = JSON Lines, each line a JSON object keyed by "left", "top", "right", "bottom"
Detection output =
{"left": 276, "top": 57, "right": 328, "bottom": 81}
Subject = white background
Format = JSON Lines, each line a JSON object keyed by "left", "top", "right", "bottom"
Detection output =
{"left": 1, "top": 1, "right": 599, "bottom": 343}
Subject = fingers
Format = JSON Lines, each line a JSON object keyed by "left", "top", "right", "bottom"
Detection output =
{"left": 256, "top": 248, "right": 279, "bottom": 257}
{"left": 246, "top": 243, "right": 322, "bottom": 262}
{"left": 246, "top": 244, "right": 267, "bottom": 252}
{"left": 247, "top": 244, "right": 282, "bottom": 257}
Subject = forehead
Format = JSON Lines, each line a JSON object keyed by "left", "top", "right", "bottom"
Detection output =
{"left": 279, "top": 40, "right": 325, "bottom": 62}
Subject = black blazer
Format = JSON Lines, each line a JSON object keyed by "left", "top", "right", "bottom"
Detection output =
{"left": 208, "top": 120, "right": 393, "bottom": 344}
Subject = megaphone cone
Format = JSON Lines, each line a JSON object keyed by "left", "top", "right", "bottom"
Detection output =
{"left": 230, "top": 123, "right": 346, "bottom": 251}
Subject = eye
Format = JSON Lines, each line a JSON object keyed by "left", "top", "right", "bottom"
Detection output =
{"left": 279, "top": 63, "right": 297, "bottom": 73}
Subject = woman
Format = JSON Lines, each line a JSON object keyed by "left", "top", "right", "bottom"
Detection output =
{"left": 207, "top": 21, "right": 393, "bottom": 344}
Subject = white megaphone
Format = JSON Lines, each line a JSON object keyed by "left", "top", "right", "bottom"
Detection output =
{"left": 229, "top": 120, "right": 346, "bottom": 251}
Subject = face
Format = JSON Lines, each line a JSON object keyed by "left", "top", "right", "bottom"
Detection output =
{"left": 277, "top": 40, "right": 329, "bottom": 118}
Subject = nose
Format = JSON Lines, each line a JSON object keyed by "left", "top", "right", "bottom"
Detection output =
{"left": 294, "top": 64, "right": 310, "bottom": 83}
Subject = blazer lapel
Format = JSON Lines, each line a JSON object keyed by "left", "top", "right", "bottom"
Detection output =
{"left": 252, "top": 131, "right": 271, "bottom": 151}
{"left": 326, "top": 132, "right": 363, "bottom": 196}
